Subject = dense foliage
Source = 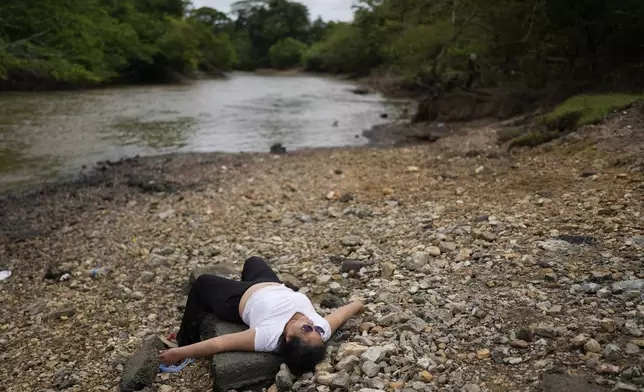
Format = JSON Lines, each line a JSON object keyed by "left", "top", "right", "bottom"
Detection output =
{"left": 0, "top": 0, "right": 236, "bottom": 88}
{"left": 305, "top": 0, "right": 644, "bottom": 88}
{"left": 269, "top": 38, "right": 307, "bottom": 69}
{"left": 2, "top": 0, "right": 643, "bottom": 90}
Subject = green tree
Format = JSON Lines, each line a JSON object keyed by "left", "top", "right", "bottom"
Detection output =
{"left": 0, "top": 0, "right": 239, "bottom": 88}
{"left": 269, "top": 37, "right": 307, "bottom": 69}
{"left": 303, "top": 23, "right": 374, "bottom": 74}
{"left": 190, "top": 6, "right": 234, "bottom": 34}
{"left": 307, "top": 17, "right": 328, "bottom": 43}
{"left": 0, "top": 0, "right": 139, "bottom": 86}
{"left": 231, "top": 0, "right": 311, "bottom": 68}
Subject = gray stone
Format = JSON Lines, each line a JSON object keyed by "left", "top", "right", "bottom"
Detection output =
{"left": 331, "top": 371, "right": 350, "bottom": 389}
{"left": 399, "top": 317, "right": 427, "bottom": 333}
{"left": 535, "top": 323, "right": 556, "bottom": 338}
{"left": 491, "top": 348, "right": 508, "bottom": 364}
{"left": 426, "top": 246, "right": 441, "bottom": 256}
{"left": 361, "top": 361, "right": 380, "bottom": 377}
{"left": 342, "top": 235, "right": 362, "bottom": 246}
{"left": 335, "top": 355, "right": 360, "bottom": 372}
{"left": 53, "top": 369, "right": 77, "bottom": 390}
{"left": 200, "top": 314, "right": 282, "bottom": 392}
{"left": 603, "top": 344, "right": 621, "bottom": 361}
{"left": 571, "top": 334, "right": 588, "bottom": 347}
{"left": 625, "top": 343, "right": 640, "bottom": 355}
{"left": 157, "top": 386, "right": 173, "bottom": 392}
{"left": 118, "top": 336, "right": 165, "bottom": 392}
{"left": 537, "top": 240, "right": 572, "bottom": 252}
{"left": 158, "top": 209, "right": 175, "bottom": 219}
{"left": 317, "top": 275, "right": 332, "bottom": 285}
{"left": 596, "top": 288, "right": 611, "bottom": 298}
{"left": 462, "top": 384, "right": 482, "bottom": 392}
{"left": 337, "top": 343, "right": 368, "bottom": 358}
{"left": 276, "top": 364, "right": 294, "bottom": 392}
{"left": 548, "top": 304, "right": 563, "bottom": 314}
{"left": 585, "top": 339, "right": 601, "bottom": 353}
{"left": 541, "top": 373, "right": 607, "bottom": 392}
{"left": 329, "top": 282, "right": 342, "bottom": 294}
{"left": 571, "top": 284, "right": 583, "bottom": 294}
{"left": 189, "top": 264, "right": 238, "bottom": 284}
{"left": 148, "top": 253, "right": 169, "bottom": 267}
{"left": 361, "top": 347, "right": 387, "bottom": 363}
{"left": 599, "top": 319, "right": 617, "bottom": 333}
{"left": 316, "top": 373, "right": 334, "bottom": 386}
{"left": 155, "top": 246, "right": 175, "bottom": 256}
{"left": 377, "top": 313, "right": 398, "bottom": 326}
{"left": 139, "top": 271, "right": 155, "bottom": 283}
{"left": 367, "top": 377, "right": 387, "bottom": 390}
{"left": 407, "top": 252, "right": 429, "bottom": 271}
{"left": 341, "top": 259, "right": 365, "bottom": 273}
{"left": 612, "top": 382, "right": 639, "bottom": 392}
{"left": 480, "top": 231, "right": 497, "bottom": 241}
{"left": 380, "top": 262, "right": 395, "bottom": 279}
{"left": 625, "top": 322, "right": 643, "bottom": 337}
{"left": 583, "top": 283, "right": 601, "bottom": 294}
{"left": 612, "top": 280, "right": 644, "bottom": 293}
{"left": 536, "top": 300, "right": 552, "bottom": 310}
{"left": 439, "top": 242, "right": 457, "bottom": 253}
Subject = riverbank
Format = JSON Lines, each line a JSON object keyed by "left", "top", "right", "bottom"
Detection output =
{"left": 1, "top": 109, "right": 644, "bottom": 391}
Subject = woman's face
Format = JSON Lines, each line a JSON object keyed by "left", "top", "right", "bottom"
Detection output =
{"left": 285, "top": 316, "right": 325, "bottom": 345}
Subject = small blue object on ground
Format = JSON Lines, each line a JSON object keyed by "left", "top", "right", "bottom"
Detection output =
{"left": 159, "top": 358, "right": 194, "bottom": 373}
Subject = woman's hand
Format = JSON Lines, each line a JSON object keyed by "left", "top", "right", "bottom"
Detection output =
{"left": 325, "top": 300, "right": 367, "bottom": 335}
{"left": 348, "top": 295, "right": 368, "bottom": 308}
{"left": 159, "top": 347, "right": 185, "bottom": 365}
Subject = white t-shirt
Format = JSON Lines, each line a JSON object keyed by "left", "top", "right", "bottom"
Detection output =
{"left": 241, "top": 284, "right": 332, "bottom": 352}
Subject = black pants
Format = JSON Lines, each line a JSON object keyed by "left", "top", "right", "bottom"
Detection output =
{"left": 176, "top": 256, "right": 281, "bottom": 347}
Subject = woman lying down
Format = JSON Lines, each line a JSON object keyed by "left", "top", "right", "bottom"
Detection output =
{"left": 160, "top": 256, "right": 364, "bottom": 375}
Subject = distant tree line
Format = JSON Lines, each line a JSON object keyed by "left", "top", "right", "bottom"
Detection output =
{"left": 1, "top": 0, "right": 643, "bottom": 90}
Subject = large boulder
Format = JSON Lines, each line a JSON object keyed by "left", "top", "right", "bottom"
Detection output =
{"left": 118, "top": 336, "right": 165, "bottom": 392}
{"left": 200, "top": 314, "right": 283, "bottom": 392}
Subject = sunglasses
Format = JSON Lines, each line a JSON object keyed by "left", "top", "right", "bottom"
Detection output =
{"left": 302, "top": 324, "right": 325, "bottom": 336}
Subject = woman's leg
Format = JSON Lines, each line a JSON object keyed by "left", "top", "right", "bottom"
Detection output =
{"left": 241, "top": 256, "right": 281, "bottom": 283}
{"left": 176, "top": 274, "right": 250, "bottom": 347}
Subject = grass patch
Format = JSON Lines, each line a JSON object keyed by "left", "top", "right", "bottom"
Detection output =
{"left": 544, "top": 94, "right": 644, "bottom": 129}
{"left": 509, "top": 130, "right": 561, "bottom": 149}
{"left": 497, "top": 127, "right": 525, "bottom": 144}
{"left": 505, "top": 93, "right": 643, "bottom": 149}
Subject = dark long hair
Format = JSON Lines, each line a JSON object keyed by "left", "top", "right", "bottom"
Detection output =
{"left": 277, "top": 334, "right": 327, "bottom": 375}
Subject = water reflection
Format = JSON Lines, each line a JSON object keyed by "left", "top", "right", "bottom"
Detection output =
{"left": 107, "top": 117, "right": 197, "bottom": 149}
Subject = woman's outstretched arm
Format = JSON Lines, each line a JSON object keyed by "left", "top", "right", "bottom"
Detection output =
{"left": 324, "top": 300, "right": 364, "bottom": 335}
{"left": 159, "top": 328, "right": 256, "bottom": 365}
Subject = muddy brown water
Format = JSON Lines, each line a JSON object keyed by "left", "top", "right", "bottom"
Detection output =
{"left": 0, "top": 73, "right": 411, "bottom": 192}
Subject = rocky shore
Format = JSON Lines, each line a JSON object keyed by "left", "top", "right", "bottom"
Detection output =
{"left": 1, "top": 113, "right": 643, "bottom": 392}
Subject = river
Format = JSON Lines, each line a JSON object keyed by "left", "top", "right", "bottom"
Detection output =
{"left": 0, "top": 72, "right": 410, "bottom": 192}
